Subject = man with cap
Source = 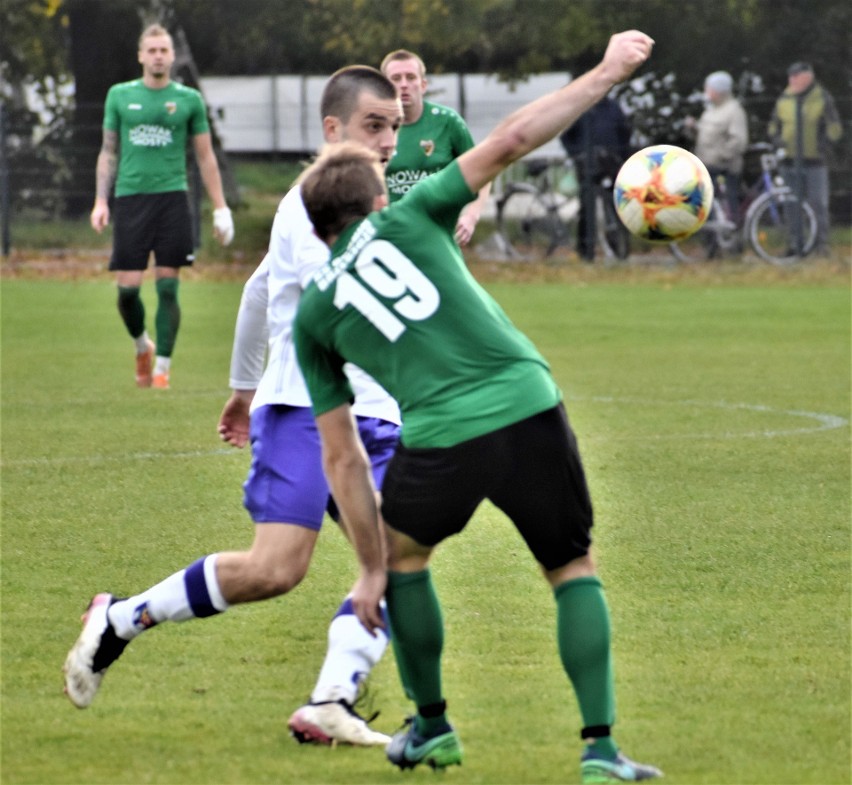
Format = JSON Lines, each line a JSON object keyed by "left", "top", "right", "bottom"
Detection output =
{"left": 691, "top": 71, "right": 749, "bottom": 223}
{"left": 769, "top": 62, "right": 843, "bottom": 255}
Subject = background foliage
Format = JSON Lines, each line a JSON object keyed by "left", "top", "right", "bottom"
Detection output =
{"left": 2, "top": 0, "right": 851, "bottom": 219}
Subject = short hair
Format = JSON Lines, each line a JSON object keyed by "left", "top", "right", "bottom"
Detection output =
{"left": 138, "top": 24, "right": 172, "bottom": 50}
{"left": 787, "top": 61, "right": 813, "bottom": 76}
{"left": 300, "top": 142, "right": 386, "bottom": 243}
{"left": 320, "top": 66, "right": 397, "bottom": 124}
{"left": 380, "top": 49, "right": 427, "bottom": 78}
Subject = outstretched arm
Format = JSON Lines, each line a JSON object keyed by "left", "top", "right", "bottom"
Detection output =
{"left": 458, "top": 31, "right": 653, "bottom": 194}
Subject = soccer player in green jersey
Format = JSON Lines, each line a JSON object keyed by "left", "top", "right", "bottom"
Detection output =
{"left": 90, "top": 24, "right": 234, "bottom": 390}
{"left": 294, "top": 30, "right": 663, "bottom": 783}
{"left": 381, "top": 50, "right": 490, "bottom": 247}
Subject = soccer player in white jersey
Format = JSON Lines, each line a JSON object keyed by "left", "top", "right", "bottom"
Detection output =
{"left": 64, "top": 66, "right": 403, "bottom": 747}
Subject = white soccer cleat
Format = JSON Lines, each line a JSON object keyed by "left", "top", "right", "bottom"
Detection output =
{"left": 63, "top": 593, "right": 127, "bottom": 708}
{"left": 288, "top": 700, "right": 391, "bottom": 746}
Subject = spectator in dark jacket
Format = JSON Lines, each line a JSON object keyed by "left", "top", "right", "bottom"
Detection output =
{"left": 560, "top": 96, "right": 631, "bottom": 260}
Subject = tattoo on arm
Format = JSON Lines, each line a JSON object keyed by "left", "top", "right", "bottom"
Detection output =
{"left": 95, "top": 130, "right": 118, "bottom": 200}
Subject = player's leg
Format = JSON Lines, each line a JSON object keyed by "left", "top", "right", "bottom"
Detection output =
{"left": 62, "top": 405, "right": 325, "bottom": 709}
{"left": 63, "top": 526, "right": 319, "bottom": 710}
{"left": 288, "top": 416, "right": 400, "bottom": 746}
{"left": 109, "top": 194, "right": 155, "bottom": 386}
{"left": 380, "top": 439, "right": 492, "bottom": 770}
{"left": 383, "top": 529, "right": 464, "bottom": 769}
{"left": 151, "top": 269, "right": 179, "bottom": 388}
{"left": 492, "top": 404, "right": 661, "bottom": 782}
{"left": 151, "top": 192, "right": 196, "bottom": 389}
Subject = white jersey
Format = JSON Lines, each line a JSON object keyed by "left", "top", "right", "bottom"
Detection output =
{"left": 228, "top": 185, "right": 400, "bottom": 425}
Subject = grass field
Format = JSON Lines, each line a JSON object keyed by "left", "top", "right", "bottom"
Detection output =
{"left": 1, "top": 262, "right": 850, "bottom": 784}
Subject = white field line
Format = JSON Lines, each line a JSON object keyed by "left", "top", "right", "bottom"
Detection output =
{"left": 1, "top": 398, "right": 847, "bottom": 468}
{"left": 570, "top": 396, "right": 849, "bottom": 440}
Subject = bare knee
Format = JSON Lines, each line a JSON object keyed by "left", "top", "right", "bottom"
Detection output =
{"left": 216, "top": 548, "right": 311, "bottom": 604}
{"left": 253, "top": 558, "right": 308, "bottom": 597}
{"left": 543, "top": 552, "right": 597, "bottom": 589}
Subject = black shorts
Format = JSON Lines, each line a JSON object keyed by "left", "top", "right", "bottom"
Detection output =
{"left": 109, "top": 191, "right": 195, "bottom": 271}
{"left": 380, "top": 404, "right": 593, "bottom": 571}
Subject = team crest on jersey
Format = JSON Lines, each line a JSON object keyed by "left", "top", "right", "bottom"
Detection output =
{"left": 165, "top": 101, "right": 177, "bottom": 115}
{"left": 420, "top": 139, "right": 435, "bottom": 157}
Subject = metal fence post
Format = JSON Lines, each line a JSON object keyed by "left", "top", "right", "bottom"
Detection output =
{"left": 792, "top": 94, "right": 805, "bottom": 254}
{"left": 1, "top": 103, "right": 10, "bottom": 257}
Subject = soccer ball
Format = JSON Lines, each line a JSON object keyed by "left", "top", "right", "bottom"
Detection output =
{"left": 613, "top": 145, "right": 714, "bottom": 242}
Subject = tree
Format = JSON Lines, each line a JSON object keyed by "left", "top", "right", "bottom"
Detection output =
{"left": 1, "top": 0, "right": 74, "bottom": 215}
{"left": 64, "top": 0, "right": 143, "bottom": 214}
{"left": 5, "top": 0, "right": 849, "bottom": 221}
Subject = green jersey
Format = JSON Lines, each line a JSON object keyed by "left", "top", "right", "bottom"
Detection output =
{"left": 103, "top": 80, "right": 210, "bottom": 197}
{"left": 294, "top": 162, "right": 562, "bottom": 449}
{"left": 385, "top": 100, "right": 476, "bottom": 203}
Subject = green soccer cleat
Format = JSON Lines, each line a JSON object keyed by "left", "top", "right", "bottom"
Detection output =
{"left": 581, "top": 749, "right": 663, "bottom": 783}
{"left": 386, "top": 717, "right": 463, "bottom": 770}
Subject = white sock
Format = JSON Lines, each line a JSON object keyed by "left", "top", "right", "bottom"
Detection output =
{"left": 154, "top": 356, "right": 171, "bottom": 375}
{"left": 107, "top": 554, "right": 228, "bottom": 640}
{"left": 310, "top": 597, "right": 389, "bottom": 705}
{"left": 134, "top": 332, "right": 152, "bottom": 354}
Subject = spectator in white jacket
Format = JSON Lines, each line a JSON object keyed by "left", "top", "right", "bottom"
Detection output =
{"left": 691, "top": 71, "right": 749, "bottom": 222}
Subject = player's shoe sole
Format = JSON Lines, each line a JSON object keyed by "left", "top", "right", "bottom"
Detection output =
{"left": 581, "top": 749, "right": 663, "bottom": 782}
{"left": 386, "top": 719, "right": 463, "bottom": 770}
{"left": 63, "top": 593, "right": 128, "bottom": 708}
{"left": 135, "top": 340, "right": 155, "bottom": 387}
{"left": 288, "top": 701, "right": 391, "bottom": 746}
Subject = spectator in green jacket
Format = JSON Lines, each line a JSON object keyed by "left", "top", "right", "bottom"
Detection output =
{"left": 769, "top": 62, "right": 843, "bottom": 254}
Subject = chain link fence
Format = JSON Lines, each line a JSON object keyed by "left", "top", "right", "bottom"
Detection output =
{"left": 2, "top": 78, "right": 849, "bottom": 256}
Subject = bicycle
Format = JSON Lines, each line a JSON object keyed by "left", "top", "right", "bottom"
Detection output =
{"left": 667, "top": 180, "right": 740, "bottom": 263}
{"left": 495, "top": 155, "right": 630, "bottom": 261}
{"left": 743, "top": 145, "right": 817, "bottom": 263}
{"left": 670, "top": 144, "right": 817, "bottom": 264}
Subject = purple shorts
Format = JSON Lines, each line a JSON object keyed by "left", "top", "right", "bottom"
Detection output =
{"left": 242, "top": 404, "right": 399, "bottom": 529}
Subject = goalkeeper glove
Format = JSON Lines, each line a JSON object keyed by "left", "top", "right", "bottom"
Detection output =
{"left": 213, "top": 207, "right": 234, "bottom": 245}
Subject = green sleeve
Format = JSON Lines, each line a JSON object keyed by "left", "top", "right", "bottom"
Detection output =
{"left": 189, "top": 89, "right": 210, "bottom": 136}
{"left": 103, "top": 87, "right": 120, "bottom": 131}
{"left": 293, "top": 311, "right": 354, "bottom": 416}
{"left": 452, "top": 113, "right": 475, "bottom": 156}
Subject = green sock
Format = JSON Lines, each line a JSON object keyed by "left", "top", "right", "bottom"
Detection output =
{"left": 588, "top": 736, "right": 619, "bottom": 759}
{"left": 117, "top": 286, "right": 145, "bottom": 339}
{"left": 386, "top": 569, "right": 446, "bottom": 731}
{"left": 155, "top": 277, "right": 180, "bottom": 357}
{"left": 555, "top": 576, "right": 616, "bottom": 737}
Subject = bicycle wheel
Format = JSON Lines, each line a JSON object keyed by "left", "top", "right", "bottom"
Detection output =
{"left": 746, "top": 189, "right": 817, "bottom": 264}
{"left": 596, "top": 190, "right": 630, "bottom": 260}
{"left": 669, "top": 200, "right": 734, "bottom": 263}
{"left": 497, "top": 186, "right": 565, "bottom": 259}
